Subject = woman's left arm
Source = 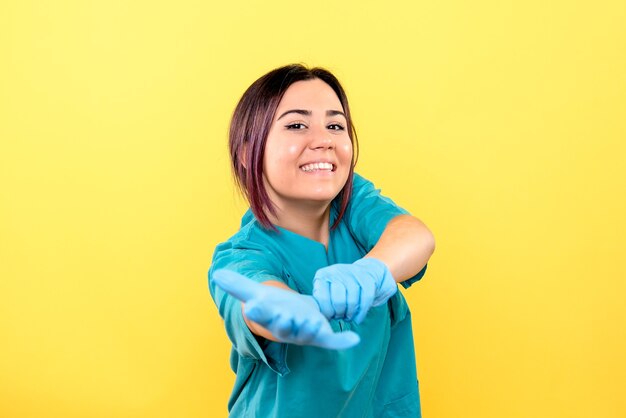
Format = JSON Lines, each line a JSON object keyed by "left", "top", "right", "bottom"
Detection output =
{"left": 313, "top": 214, "right": 435, "bottom": 323}
{"left": 365, "top": 214, "right": 435, "bottom": 283}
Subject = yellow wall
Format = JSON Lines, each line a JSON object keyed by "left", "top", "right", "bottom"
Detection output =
{"left": 1, "top": 1, "right": 624, "bottom": 417}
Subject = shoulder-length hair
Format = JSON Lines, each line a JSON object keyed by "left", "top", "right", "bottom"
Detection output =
{"left": 228, "top": 64, "right": 359, "bottom": 231}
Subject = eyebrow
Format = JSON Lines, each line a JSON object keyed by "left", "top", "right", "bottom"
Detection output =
{"left": 276, "top": 109, "right": 346, "bottom": 121}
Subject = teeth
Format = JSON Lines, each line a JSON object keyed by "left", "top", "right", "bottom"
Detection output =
{"left": 300, "top": 162, "right": 334, "bottom": 172}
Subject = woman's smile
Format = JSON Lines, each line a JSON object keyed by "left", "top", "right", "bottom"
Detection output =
{"left": 299, "top": 161, "right": 336, "bottom": 173}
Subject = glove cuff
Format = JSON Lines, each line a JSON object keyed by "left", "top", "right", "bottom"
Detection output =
{"left": 353, "top": 257, "right": 394, "bottom": 288}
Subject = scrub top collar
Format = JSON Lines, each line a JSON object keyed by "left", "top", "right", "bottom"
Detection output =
{"left": 271, "top": 202, "right": 339, "bottom": 260}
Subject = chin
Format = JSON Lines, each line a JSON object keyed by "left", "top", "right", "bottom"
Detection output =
{"left": 292, "top": 189, "right": 337, "bottom": 203}
{"left": 309, "top": 187, "right": 343, "bottom": 200}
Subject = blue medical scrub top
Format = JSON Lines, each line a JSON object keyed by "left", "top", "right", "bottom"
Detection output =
{"left": 208, "top": 173, "right": 427, "bottom": 418}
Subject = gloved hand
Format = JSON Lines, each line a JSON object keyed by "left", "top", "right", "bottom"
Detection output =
{"left": 312, "top": 257, "right": 397, "bottom": 324}
{"left": 212, "top": 269, "right": 360, "bottom": 350}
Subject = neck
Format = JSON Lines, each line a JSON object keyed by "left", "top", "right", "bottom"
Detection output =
{"left": 267, "top": 200, "right": 331, "bottom": 248}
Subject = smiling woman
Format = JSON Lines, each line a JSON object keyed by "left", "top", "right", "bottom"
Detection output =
{"left": 208, "top": 64, "right": 435, "bottom": 417}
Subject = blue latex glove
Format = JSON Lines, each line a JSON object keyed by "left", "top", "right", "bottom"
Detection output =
{"left": 212, "top": 269, "right": 360, "bottom": 350}
{"left": 312, "top": 257, "right": 397, "bottom": 324}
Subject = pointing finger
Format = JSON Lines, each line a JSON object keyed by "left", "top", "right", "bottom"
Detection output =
{"left": 212, "top": 269, "right": 265, "bottom": 303}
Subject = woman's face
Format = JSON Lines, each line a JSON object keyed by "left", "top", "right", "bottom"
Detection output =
{"left": 262, "top": 78, "right": 353, "bottom": 212}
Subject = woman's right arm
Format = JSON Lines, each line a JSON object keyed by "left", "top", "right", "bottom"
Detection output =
{"left": 211, "top": 269, "right": 360, "bottom": 350}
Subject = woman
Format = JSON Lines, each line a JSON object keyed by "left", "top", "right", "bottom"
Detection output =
{"left": 208, "top": 64, "right": 435, "bottom": 417}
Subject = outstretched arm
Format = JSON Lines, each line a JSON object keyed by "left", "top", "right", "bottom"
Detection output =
{"left": 313, "top": 215, "right": 435, "bottom": 323}
{"left": 212, "top": 269, "right": 360, "bottom": 350}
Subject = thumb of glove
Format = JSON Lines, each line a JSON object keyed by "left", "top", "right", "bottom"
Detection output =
{"left": 314, "top": 329, "right": 361, "bottom": 350}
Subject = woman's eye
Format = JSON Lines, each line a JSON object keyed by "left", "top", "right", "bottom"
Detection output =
{"left": 285, "top": 123, "right": 306, "bottom": 130}
{"left": 328, "top": 124, "right": 345, "bottom": 131}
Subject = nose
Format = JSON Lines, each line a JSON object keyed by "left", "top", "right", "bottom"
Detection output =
{"left": 308, "top": 125, "right": 334, "bottom": 150}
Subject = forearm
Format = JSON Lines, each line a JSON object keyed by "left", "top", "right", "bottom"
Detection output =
{"left": 365, "top": 214, "right": 435, "bottom": 283}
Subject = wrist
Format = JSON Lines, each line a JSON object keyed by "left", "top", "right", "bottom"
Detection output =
{"left": 355, "top": 257, "right": 393, "bottom": 281}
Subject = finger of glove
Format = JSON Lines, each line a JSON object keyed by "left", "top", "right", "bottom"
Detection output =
{"left": 313, "top": 328, "right": 360, "bottom": 350}
{"left": 294, "top": 317, "right": 323, "bottom": 344}
{"left": 312, "top": 280, "right": 335, "bottom": 319}
{"left": 330, "top": 281, "right": 348, "bottom": 319}
{"left": 343, "top": 276, "right": 362, "bottom": 322}
{"left": 354, "top": 277, "right": 376, "bottom": 324}
{"left": 271, "top": 314, "right": 297, "bottom": 341}
{"left": 212, "top": 269, "right": 264, "bottom": 303}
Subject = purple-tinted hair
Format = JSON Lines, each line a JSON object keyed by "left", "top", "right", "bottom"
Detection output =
{"left": 228, "top": 64, "right": 359, "bottom": 231}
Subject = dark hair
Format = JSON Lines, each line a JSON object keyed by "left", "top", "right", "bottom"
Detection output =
{"left": 228, "top": 63, "right": 359, "bottom": 231}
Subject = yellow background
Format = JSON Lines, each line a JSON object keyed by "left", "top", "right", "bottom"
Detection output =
{"left": 1, "top": 0, "right": 625, "bottom": 417}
